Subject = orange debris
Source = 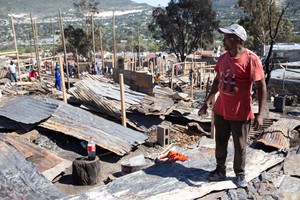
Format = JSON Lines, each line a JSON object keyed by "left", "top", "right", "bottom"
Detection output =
{"left": 159, "top": 151, "right": 189, "bottom": 162}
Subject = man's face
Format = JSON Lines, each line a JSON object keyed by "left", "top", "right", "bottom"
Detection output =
{"left": 222, "top": 34, "right": 237, "bottom": 50}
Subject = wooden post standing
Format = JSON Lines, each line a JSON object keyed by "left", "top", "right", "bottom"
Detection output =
{"left": 171, "top": 64, "right": 175, "bottom": 89}
{"left": 112, "top": 10, "right": 117, "bottom": 69}
{"left": 137, "top": 28, "right": 140, "bottom": 69}
{"left": 191, "top": 65, "right": 194, "bottom": 100}
{"left": 99, "top": 28, "right": 104, "bottom": 74}
{"left": 30, "top": 14, "right": 42, "bottom": 81}
{"left": 76, "top": 49, "right": 80, "bottom": 78}
{"left": 91, "top": 15, "right": 96, "bottom": 68}
{"left": 59, "top": 57, "right": 67, "bottom": 103}
{"left": 119, "top": 74, "right": 126, "bottom": 127}
{"left": 210, "top": 92, "right": 218, "bottom": 139}
{"left": 11, "top": 16, "right": 21, "bottom": 81}
{"left": 150, "top": 61, "right": 154, "bottom": 75}
{"left": 51, "top": 18, "right": 55, "bottom": 64}
{"left": 59, "top": 10, "right": 70, "bottom": 89}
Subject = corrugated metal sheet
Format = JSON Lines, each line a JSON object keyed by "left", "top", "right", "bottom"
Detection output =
{"left": 65, "top": 139, "right": 284, "bottom": 200}
{"left": 0, "top": 139, "right": 66, "bottom": 200}
{"left": 69, "top": 75, "right": 174, "bottom": 119}
{"left": 127, "top": 113, "right": 164, "bottom": 132}
{"left": 39, "top": 98, "right": 147, "bottom": 156}
{"left": 0, "top": 135, "right": 63, "bottom": 173}
{"left": 0, "top": 96, "right": 58, "bottom": 124}
{"left": 257, "top": 118, "right": 300, "bottom": 150}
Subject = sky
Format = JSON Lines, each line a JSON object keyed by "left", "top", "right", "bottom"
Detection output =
{"left": 132, "top": 0, "right": 169, "bottom": 7}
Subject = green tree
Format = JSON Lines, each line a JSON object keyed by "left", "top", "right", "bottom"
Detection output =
{"left": 237, "top": 0, "right": 295, "bottom": 56}
{"left": 64, "top": 25, "right": 91, "bottom": 57}
{"left": 148, "top": 0, "right": 218, "bottom": 61}
{"left": 237, "top": 0, "right": 299, "bottom": 85}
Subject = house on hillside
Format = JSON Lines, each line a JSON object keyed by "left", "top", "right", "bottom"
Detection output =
{"left": 264, "top": 43, "right": 300, "bottom": 63}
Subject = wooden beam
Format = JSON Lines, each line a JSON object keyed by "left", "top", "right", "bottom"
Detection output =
{"left": 210, "top": 92, "right": 218, "bottom": 139}
{"left": 91, "top": 14, "right": 96, "bottom": 68}
{"left": 59, "top": 56, "right": 67, "bottom": 103}
{"left": 191, "top": 64, "right": 194, "bottom": 100}
{"left": 171, "top": 64, "right": 175, "bottom": 89}
{"left": 51, "top": 18, "right": 56, "bottom": 63}
{"left": 137, "top": 28, "right": 140, "bottom": 69}
{"left": 76, "top": 49, "right": 80, "bottom": 78}
{"left": 10, "top": 16, "right": 21, "bottom": 81}
{"left": 99, "top": 28, "right": 104, "bottom": 74}
{"left": 30, "top": 14, "right": 42, "bottom": 82}
{"left": 112, "top": 10, "right": 117, "bottom": 69}
{"left": 59, "top": 10, "right": 70, "bottom": 89}
{"left": 0, "top": 51, "right": 18, "bottom": 56}
{"left": 119, "top": 74, "right": 126, "bottom": 127}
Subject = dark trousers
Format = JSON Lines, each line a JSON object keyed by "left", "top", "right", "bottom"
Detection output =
{"left": 214, "top": 114, "right": 251, "bottom": 176}
{"left": 10, "top": 73, "right": 17, "bottom": 82}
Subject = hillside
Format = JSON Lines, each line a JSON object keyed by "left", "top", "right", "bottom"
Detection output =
{"left": 0, "top": 0, "right": 151, "bottom": 17}
{"left": 212, "top": 0, "right": 238, "bottom": 7}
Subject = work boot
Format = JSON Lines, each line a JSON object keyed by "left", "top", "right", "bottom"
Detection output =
{"left": 236, "top": 174, "right": 247, "bottom": 188}
{"left": 207, "top": 169, "right": 226, "bottom": 181}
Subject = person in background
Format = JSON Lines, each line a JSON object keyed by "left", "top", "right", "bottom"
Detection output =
{"left": 28, "top": 67, "right": 38, "bottom": 81}
{"left": 154, "top": 73, "right": 161, "bottom": 86}
{"left": 68, "top": 62, "right": 74, "bottom": 78}
{"left": 54, "top": 64, "right": 62, "bottom": 91}
{"left": 198, "top": 24, "right": 267, "bottom": 188}
{"left": 8, "top": 61, "right": 17, "bottom": 82}
{"left": 189, "top": 68, "right": 194, "bottom": 85}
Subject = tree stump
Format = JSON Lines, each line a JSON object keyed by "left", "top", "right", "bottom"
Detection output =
{"left": 72, "top": 156, "right": 100, "bottom": 185}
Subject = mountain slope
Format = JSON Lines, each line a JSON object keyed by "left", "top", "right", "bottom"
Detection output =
{"left": 0, "top": 0, "right": 151, "bottom": 16}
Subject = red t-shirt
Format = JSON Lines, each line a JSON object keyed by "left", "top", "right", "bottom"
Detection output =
{"left": 213, "top": 49, "right": 264, "bottom": 121}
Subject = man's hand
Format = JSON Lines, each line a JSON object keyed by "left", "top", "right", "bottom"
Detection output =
{"left": 198, "top": 103, "right": 208, "bottom": 117}
{"left": 253, "top": 115, "right": 263, "bottom": 131}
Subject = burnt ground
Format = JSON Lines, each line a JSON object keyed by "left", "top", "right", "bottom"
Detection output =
{"left": 30, "top": 99, "right": 300, "bottom": 198}
{"left": 2, "top": 81, "right": 299, "bottom": 198}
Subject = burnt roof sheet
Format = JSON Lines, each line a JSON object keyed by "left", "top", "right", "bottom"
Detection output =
{"left": 0, "top": 96, "right": 58, "bottom": 124}
{"left": 0, "top": 140, "right": 65, "bottom": 199}
{"left": 69, "top": 75, "right": 174, "bottom": 119}
{"left": 39, "top": 98, "right": 147, "bottom": 156}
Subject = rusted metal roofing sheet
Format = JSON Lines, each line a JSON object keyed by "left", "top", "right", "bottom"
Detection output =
{"left": 0, "top": 96, "right": 58, "bottom": 124}
{"left": 0, "top": 135, "right": 63, "bottom": 173}
{"left": 257, "top": 118, "right": 300, "bottom": 151}
{"left": 66, "top": 139, "right": 284, "bottom": 200}
{"left": 39, "top": 98, "right": 147, "bottom": 156}
{"left": 0, "top": 139, "right": 66, "bottom": 200}
{"left": 69, "top": 75, "right": 174, "bottom": 119}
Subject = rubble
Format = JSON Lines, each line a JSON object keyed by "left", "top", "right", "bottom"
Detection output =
{"left": 64, "top": 138, "right": 285, "bottom": 200}
{"left": 0, "top": 96, "right": 148, "bottom": 156}
{"left": 0, "top": 67, "right": 299, "bottom": 199}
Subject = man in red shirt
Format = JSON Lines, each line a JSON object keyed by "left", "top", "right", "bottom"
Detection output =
{"left": 28, "top": 67, "right": 38, "bottom": 81}
{"left": 198, "top": 24, "right": 267, "bottom": 188}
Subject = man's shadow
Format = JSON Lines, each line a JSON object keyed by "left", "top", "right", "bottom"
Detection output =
{"left": 142, "top": 162, "right": 212, "bottom": 187}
